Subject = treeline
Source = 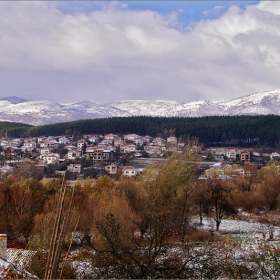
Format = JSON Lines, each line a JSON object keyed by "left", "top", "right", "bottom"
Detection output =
{"left": 0, "top": 121, "right": 31, "bottom": 137}
{"left": 3, "top": 115, "right": 280, "bottom": 147}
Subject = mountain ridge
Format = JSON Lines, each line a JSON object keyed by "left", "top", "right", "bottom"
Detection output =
{"left": 0, "top": 96, "right": 29, "bottom": 104}
{"left": 1, "top": 90, "right": 280, "bottom": 125}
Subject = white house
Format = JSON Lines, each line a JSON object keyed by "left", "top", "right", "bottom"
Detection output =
{"left": 134, "top": 138, "right": 144, "bottom": 146}
{"left": 144, "top": 144, "right": 164, "bottom": 157}
{"left": 58, "top": 136, "right": 69, "bottom": 145}
{"left": 40, "top": 153, "right": 60, "bottom": 164}
{"left": 67, "top": 149, "right": 82, "bottom": 160}
{"left": 120, "top": 143, "right": 136, "bottom": 154}
{"left": 40, "top": 139, "right": 59, "bottom": 149}
{"left": 40, "top": 148, "right": 52, "bottom": 155}
{"left": 124, "top": 134, "right": 140, "bottom": 141}
{"left": 87, "top": 135, "right": 99, "bottom": 144}
{"left": 10, "top": 138, "right": 23, "bottom": 146}
{"left": 104, "top": 134, "right": 117, "bottom": 141}
{"left": 105, "top": 164, "right": 118, "bottom": 175}
{"left": 167, "top": 136, "right": 177, "bottom": 145}
{"left": 98, "top": 139, "right": 114, "bottom": 146}
{"left": 67, "top": 164, "right": 82, "bottom": 173}
{"left": 152, "top": 137, "right": 166, "bottom": 146}
{"left": 122, "top": 166, "right": 138, "bottom": 177}
{"left": 143, "top": 135, "right": 152, "bottom": 143}
{"left": 21, "top": 141, "right": 36, "bottom": 152}
{"left": 37, "top": 136, "right": 45, "bottom": 143}
{"left": 226, "top": 150, "right": 237, "bottom": 160}
{"left": 77, "top": 139, "right": 85, "bottom": 151}
{"left": 271, "top": 152, "right": 280, "bottom": 160}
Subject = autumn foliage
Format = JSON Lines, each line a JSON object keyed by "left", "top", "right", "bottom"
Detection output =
{"left": 2, "top": 155, "right": 280, "bottom": 278}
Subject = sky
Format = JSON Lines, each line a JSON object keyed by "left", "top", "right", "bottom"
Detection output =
{"left": 1, "top": 1, "right": 280, "bottom": 104}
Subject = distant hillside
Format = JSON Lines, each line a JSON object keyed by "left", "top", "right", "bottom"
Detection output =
{"left": 4, "top": 115, "right": 280, "bottom": 148}
{"left": 0, "top": 121, "right": 32, "bottom": 137}
{"left": 0, "top": 96, "right": 28, "bottom": 104}
{"left": 1, "top": 90, "right": 280, "bottom": 125}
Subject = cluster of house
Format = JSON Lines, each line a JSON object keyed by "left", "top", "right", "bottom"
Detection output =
{"left": 0, "top": 133, "right": 187, "bottom": 178}
{"left": 0, "top": 132, "right": 279, "bottom": 179}
{"left": 207, "top": 147, "right": 280, "bottom": 162}
{"left": 201, "top": 161, "right": 246, "bottom": 180}
{"left": 200, "top": 147, "right": 280, "bottom": 180}
{"left": 206, "top": 148, "right": 251, "bottom": 162}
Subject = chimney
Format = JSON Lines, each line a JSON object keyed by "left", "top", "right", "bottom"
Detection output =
{"left": 0, "top": 234, "right": 7, "bottom": 259}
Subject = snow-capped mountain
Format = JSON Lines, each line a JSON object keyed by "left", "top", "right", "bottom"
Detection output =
{"left": 1, "top": 90, "right": 280, "bottom": 125}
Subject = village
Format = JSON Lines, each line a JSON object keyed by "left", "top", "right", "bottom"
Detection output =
{"left": 0, "top": 130, "right": 280, "bottom": 181}
{"left": 0, "top": 132, "right": 278, "bottom": 181}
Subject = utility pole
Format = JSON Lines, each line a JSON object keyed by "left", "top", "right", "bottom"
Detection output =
{"left": 44, "top": 175, "right": 75, "bottom": 279}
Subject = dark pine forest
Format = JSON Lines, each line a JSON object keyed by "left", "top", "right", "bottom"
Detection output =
{"left": 1, "top": 115, "right": 280, "bottom": 147}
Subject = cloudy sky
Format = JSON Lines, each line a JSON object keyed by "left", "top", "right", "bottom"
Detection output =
{"left": 1, "top": 1, "right": 280, "bottom": 103}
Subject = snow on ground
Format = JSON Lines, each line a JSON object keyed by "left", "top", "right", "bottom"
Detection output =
{"left": 192, "top": 216, "right": 280, "bottom": 242}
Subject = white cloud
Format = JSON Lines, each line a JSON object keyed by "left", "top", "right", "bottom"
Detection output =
{"left": 0, "top": 1, "right": 280, "bottom": 103}
{"left": 125, "top": 25, "right": 178, "bottom": 54}
{"left": 203, "top": 5, "right": 227, "bottom": 17}
{"left": 257, "top": 1, "right": 280, "bottom": 15}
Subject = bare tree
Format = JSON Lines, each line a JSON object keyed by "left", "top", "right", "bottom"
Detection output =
{"left": 206, "top": 178, "right": 236, "bottom": 231}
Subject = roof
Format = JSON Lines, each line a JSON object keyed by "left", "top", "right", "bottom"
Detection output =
{"left": 103, "top": 149, "right": 114, "bottom": 153}
{"left": 122, "top": 166, "right": 137, "bottom": 171}
{"left": 121, "top": 143, "right": 136, "bottom": 147}
{"left": 0, "top": 256, "right": 38, "bottom": 279}
{"left": 7, "top": 249, "right": 36, "bottom": 267}
{"left": 42, "top": 153, "right": 59, "bottom": 158}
